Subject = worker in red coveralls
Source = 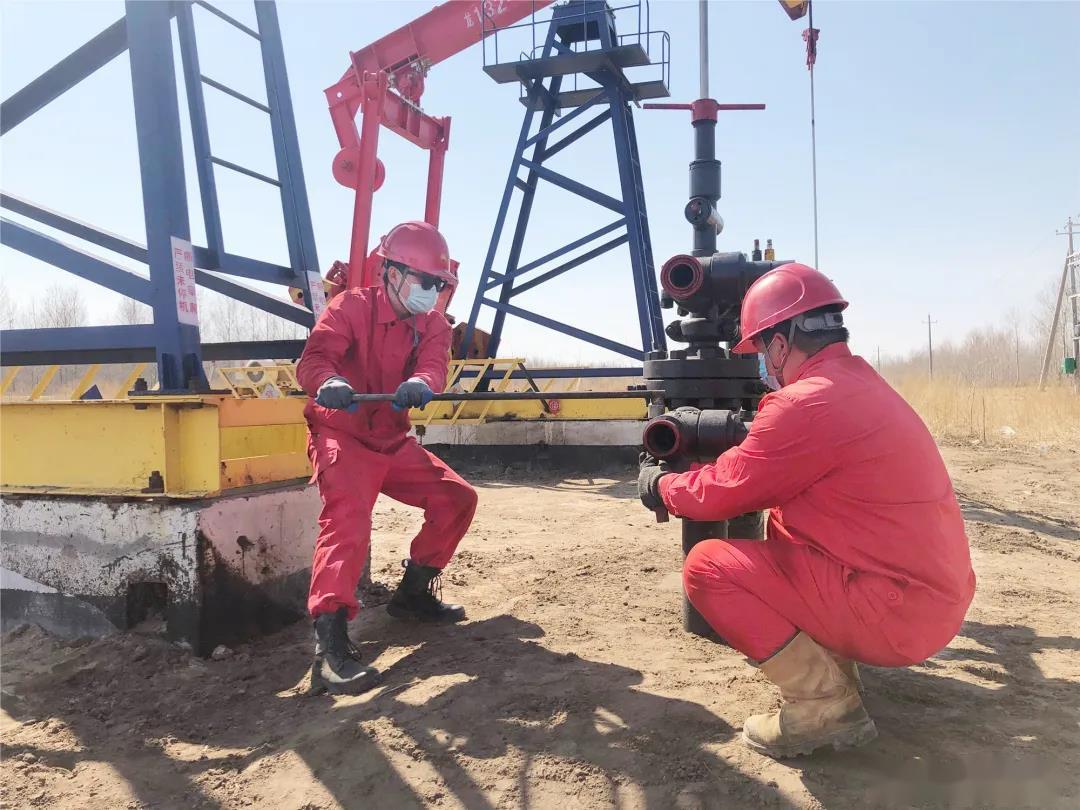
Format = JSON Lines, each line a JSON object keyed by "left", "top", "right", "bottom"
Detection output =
{"left": 296, "top": 221, "right": 477, "bottom": 695}
{"left": 638, "top": 263, "right": 975, "bottom": 757}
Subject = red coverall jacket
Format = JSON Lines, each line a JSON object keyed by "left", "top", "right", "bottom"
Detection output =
{"left": 294, "top": 287, "right": 476, "bottom": 619}
{"left": 296, "top": 287, "right": 450, "bottom": 449}
{"left": 661, "top": 343, "right": 976, "bottom": 661}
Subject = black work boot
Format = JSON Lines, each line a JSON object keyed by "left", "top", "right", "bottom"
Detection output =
{"left": 310, "top": 608, "right": 382, "bottom": 695}
{"left": 386, "top": 560, "right": 466, "bottom": 623}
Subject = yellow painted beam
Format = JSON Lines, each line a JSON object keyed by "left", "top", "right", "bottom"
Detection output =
{"left": 28, "top": 366, "right": 59, "bottom": 400}
{"left": 0, "top": 387, "right": 645, "bottom": 497}
{"left": 1, "top": 367, "right": 20, "bottom": 396}
{"left": 217, "top": 396, "right": 306, "bottom": 428}
{"left": 546, "top": 398, "right": 646, "bottom": 419}
{"left": 1, "top": 401, "right": 169, "bottom": 493}
{"left": 173, "top": 406, "right": 221, "bottom": 495}
{"left": 0, "top": 401, "right": 217, "bottom": 496}
{"left": 220, "top": 452, "right": 310, "bottom": 490}
{"left": 220, "top": 424, "right": 306, "bottom": 458}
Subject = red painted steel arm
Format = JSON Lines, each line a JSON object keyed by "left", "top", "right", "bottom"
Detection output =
{"left": 324, "top": 0, "right": 556, "bottom": 289}
{"left": 325, "top": 0, "right": 557, "bottom": 140}
{"left": 343, "top": 1, "right": 556, "bottom": 86}
{"left": 644, "top": 101, "right": 766, "bottom": 123}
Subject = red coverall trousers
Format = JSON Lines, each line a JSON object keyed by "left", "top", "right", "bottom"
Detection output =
{"left": 682, "top": 535, "right": 956, "bottom": 666}
{"left": 306, "top": 428, "right": 478, "bottom": 619}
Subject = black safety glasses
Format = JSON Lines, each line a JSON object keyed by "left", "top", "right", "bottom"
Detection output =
{"left": 386, "top": 261, "right": 449, "bottom": 292}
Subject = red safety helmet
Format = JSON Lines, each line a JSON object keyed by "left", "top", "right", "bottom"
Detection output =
{"left": 731, "top": 263, "right": 848, "bottom": 354}
{"left": 374, "top": 221, "right": 456, "bottom": 286}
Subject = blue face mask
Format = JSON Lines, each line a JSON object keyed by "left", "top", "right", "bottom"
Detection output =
{"left": 403, "top": 283, "right": 437, "bottom": 315}
{"left": 758, "top": 354, "right": 781, "bottom": 391}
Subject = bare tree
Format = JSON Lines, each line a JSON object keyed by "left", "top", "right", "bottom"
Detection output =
{"left": 199, "top": 291, "right": 304, "bottom": 344}
{"left": 16, "top": 284, "right": 88, "bottom": 391}
{"left": 197, "top": 289, "right": 305, "bottom": 385}
{"left": 29, "top": 283, "right": 87, "bottom": 329}
{"left": 0, "top": 278, "right": 18, "bottom": 329}
{"left": 115, "top": 296, "right": 152, "bottom": 325}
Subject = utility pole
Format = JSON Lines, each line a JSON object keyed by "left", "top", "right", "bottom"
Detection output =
{"left": 924, "top": 314, "right": 937, "bottom": 379}
{"left": 1039, "top": 215, "right": 1079, "bottom": 391}
{"left": 876, "top": 345, "right": 881, "bottom": 370}
{"left": 1067, "top": 218, "right": 1079, "bottom": 390}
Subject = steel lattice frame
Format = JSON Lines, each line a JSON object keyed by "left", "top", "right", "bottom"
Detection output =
{"left": 0, "top": 1, "right": 322, "bottom": 391}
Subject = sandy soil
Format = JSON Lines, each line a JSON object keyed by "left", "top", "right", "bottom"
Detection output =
{"left": 2, "top": 443, "right": 1078, "bottom": 809}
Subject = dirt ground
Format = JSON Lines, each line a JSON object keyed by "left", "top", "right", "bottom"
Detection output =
{"left": 2, "top": 443, "right": 1078, "bottom": 809}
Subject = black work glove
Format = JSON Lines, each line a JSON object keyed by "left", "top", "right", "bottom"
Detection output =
{"left": 392, "top": 378, "right": 434, "bottom": 412}
{"left": 638, "top": 452, "right": 672, "bottom": 511}
{"left": 315, "top": 376, "right": 357, "bottom": 412}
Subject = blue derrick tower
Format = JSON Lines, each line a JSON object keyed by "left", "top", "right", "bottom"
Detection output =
{"left": 459, "top": 1, "right": 670, "bottom": 368}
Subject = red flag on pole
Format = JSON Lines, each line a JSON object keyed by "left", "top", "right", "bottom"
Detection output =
{"left": 803, "top": 26, "right": 820, "bottom": 70}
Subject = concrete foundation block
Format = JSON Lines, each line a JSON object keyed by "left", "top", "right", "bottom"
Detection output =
{"left": 1, "top": 484, "right": 320, "bottom": 654}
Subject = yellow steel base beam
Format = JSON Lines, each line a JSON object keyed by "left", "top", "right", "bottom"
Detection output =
{"left": 0, "top": 392, "right": 645, "bottom": 497}
{"left": 0, "top": 396, "right": 308, "bottom": 498}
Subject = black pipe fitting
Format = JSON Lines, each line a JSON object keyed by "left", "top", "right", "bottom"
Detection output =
{"left": 642, "top": 407, "right": 749, "bottom": 462}
{"left": 688, "top": 159, "right": 721, "bottom": 202}
{"left": 684, "top": 197, "right": 722, "bottom": 233}
{"left": 660, "top": 252, "right": 787, "bottom": 316}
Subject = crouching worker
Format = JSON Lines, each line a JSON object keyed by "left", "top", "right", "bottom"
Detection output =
{"left": 638, "top": 263, "right": 975, "bottom": 757}
{"left": 297, "top": 221, "right": 478, "bottom": 695}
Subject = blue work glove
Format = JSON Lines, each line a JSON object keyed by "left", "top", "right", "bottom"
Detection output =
{"left": 315, "top": 376, "right": 358, "bottom": 412}
{"left": 392, "top": 378, "right": 434, "bottom": 412}
{"left": 638, "top": 452, "right": 672, "bottom": 511}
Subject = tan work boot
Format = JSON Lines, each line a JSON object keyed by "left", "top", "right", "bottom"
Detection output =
{"left": 742, "top": 632, "right": 877, "bottom": 758}
{"left": 831, "top": 653, "right": 864, "bottom": 694}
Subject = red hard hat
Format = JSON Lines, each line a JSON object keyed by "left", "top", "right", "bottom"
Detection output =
{"left": 731, "top": 263, "right": 848, "bottom": 353}
{"left": 374, "top": 221, "right": 456, "bottom": 286}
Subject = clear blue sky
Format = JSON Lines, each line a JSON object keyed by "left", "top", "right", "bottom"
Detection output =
{"left": 2, "top": 1, "right": 1078, "bottom": 363}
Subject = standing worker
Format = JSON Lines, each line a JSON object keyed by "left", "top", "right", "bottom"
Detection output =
{"left": 297, "top": 221, "right": 478, "bottom": 695}
{"left": 638, "top": 263, "right": 975, "bottom": 757}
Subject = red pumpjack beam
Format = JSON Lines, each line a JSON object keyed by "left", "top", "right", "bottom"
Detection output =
{"left": 324, "top": 0, "right": 556, "bottom": 289}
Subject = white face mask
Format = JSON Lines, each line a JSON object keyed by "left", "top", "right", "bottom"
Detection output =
{"left": 387, "top": 267, "right": 438, "bottom": 315}
{"left": 403, "top": 283, "right": 437, "bottom": 315}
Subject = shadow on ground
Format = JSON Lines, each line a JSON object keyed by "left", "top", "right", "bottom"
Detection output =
{"left": 5, "top": 615, "right": 1078, "bottom": 809}
{"left": 958, "top": 494, "right": 1080, "bottom": 542}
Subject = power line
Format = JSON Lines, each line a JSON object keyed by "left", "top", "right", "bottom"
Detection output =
{"left": 805, "top": 1, "right": 820, "bottom": 268}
